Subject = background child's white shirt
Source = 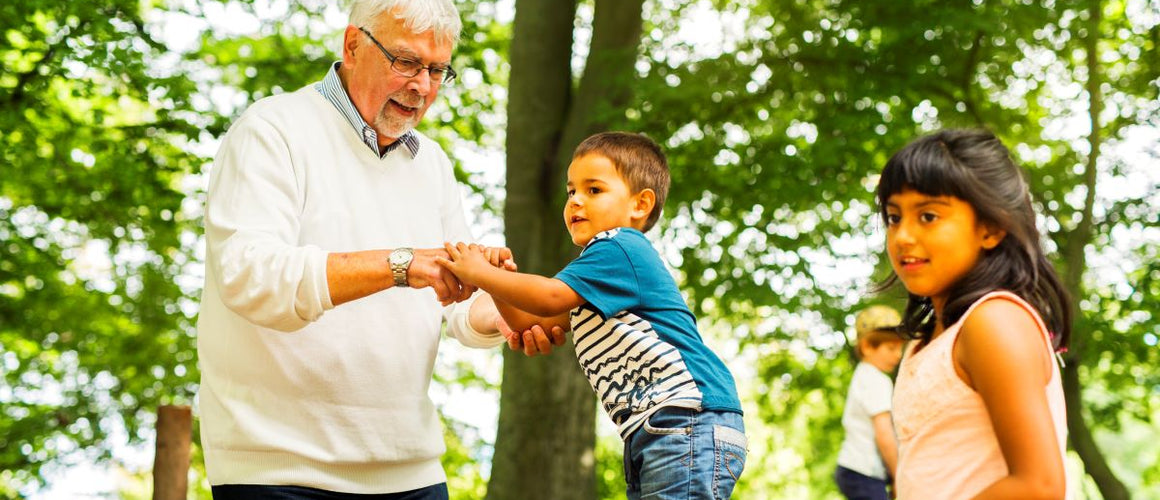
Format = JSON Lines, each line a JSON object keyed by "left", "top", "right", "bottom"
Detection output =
{"left": 836, "top": 361, "right": 894, "bottom": 480}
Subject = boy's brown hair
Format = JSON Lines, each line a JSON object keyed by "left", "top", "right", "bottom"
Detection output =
{"left": 853, "top": 305, "right": 904, "bottom": 359}
{"left": 573, "top": 132, "right": 670, "bottom": 232}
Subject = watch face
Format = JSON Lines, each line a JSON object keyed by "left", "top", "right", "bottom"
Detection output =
{"left": 390, "top": 249, "right": 411, "bottom": 265}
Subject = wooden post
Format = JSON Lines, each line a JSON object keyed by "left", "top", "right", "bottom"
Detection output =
{"left": 153, "top": 405, "right": 192, "bottom": 500}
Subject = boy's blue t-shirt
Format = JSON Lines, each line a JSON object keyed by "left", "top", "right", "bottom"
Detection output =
{"left": 554, "top": 227, "right": 742, "bottom": 439}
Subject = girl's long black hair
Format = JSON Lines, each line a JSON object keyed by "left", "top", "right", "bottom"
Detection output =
{"left": 875, "top": 129, "right": 1072, "bottom": 350}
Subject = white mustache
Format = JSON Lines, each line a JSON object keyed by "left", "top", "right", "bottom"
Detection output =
{"left": 390, "top": 95, "right": 425, "bottom": 108}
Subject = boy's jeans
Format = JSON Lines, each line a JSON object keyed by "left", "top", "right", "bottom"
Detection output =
{"left": 624, "top": 407, "right": 748, "bottom": 500}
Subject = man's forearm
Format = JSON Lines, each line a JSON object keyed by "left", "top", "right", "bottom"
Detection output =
{"left": 466, "top": 292, "right": 501, "bottom": 334}
{"left": 326, "top": 250, "right": 393, "bottom": 306}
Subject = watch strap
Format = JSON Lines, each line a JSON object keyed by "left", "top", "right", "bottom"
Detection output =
{"left": 390, "top": 248, "right": 413, "bottom": 288}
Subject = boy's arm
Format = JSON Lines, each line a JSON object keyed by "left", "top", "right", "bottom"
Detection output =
{"left": 871, "top": 411, "right": 899, "bottom": 478}
{"left": 437, "top": 242, "right": 585, "bottom": 317}
{"left": 493, "top": 296, "right": 571, "bottom": 334}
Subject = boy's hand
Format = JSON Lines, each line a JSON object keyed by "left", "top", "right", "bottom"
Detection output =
{"left": 408, "top": 247, "right": 476, "bottom": 306}
{"left": 436, "top": 242, "right": 493, "bottom": 286}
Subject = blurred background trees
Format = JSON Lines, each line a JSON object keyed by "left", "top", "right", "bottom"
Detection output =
{"left": 1, "top": 0, "right": 1156, "bottom": 498}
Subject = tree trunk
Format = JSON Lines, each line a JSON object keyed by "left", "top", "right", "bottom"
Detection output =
{"left": 1061, "top": 1, "right": 1130, "bottom": 498}
{"left": 152, "top": 405, "right": 191, "bottom": 500}
{"left": 487, "top": 1, "right": 645, "bottom": 499}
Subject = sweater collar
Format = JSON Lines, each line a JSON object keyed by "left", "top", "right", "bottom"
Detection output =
{"left": 314, "top": 61, "right": 420, "bottom": 159}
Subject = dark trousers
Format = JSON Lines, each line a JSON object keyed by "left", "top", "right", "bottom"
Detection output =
{"left": 835, "top": 465, "right": 889, "bottom": 500}
{"left": 212, "top": 483, "right": 449, "bottom": 500}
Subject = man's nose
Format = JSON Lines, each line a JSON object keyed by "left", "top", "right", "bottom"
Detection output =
{"left": 407, "top": 70, "right": 433, "bottom": 95}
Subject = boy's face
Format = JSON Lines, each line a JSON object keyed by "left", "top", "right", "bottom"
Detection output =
{"left": 862, "top": 337, "right": 904, "bottom": 374}
{"left": 564, "top": 154, "right": 650, "bottom": 247}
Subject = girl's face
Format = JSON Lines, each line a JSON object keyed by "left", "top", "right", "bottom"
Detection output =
{"left": 885, "top": 188, "right": 1004, "bottom": 315}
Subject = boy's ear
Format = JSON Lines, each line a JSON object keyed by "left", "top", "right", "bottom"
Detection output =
{"left": 980, "top": 223, "right": 1007, "bottom": 250}
{"left": 633, "top": 189, "right": 656, "bottom": 221}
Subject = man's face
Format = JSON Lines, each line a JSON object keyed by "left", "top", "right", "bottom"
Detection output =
{"left": 342, "top": 16, "right": 452, "bottom": 142}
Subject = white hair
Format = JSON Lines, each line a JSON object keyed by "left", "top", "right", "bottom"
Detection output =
{"left": 348, "top": 0, "right": 462, "bottom": 47}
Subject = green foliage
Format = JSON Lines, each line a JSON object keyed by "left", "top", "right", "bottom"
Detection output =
{"left": 1, "top": 0, "right": 202, "bottom": 490}
{"left": 595, "top": 431, "right": 626, "bottom": 499}
{"left": 622, "top": 0, "right": 1159, "bottom": 494}
{"left": 441, "top": 418, "right": 489, "bottom": 500}
{"left": 1, "top": 0, "right": 513, "bottom": 491}
{"left": 1, "top": 0, "right": 1157, "bottom": 497}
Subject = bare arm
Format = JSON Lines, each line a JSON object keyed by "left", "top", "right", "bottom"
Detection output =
{"left": 327, "top": 248, "right": 473, "bottom": 306}
{"left": 493, "top": 296, "right": 571, "bottom": 334}
{"left": 461, "top": 251, "right": 568, "bottom": 355}
{"left": 958, "top": 299, "right": 1066, "bottom": 500}
{"left": 436, "top": 242, "right": 584, "bottom": 317}
{"left": 871, "top": 411, "right": 899, "bottom": 478}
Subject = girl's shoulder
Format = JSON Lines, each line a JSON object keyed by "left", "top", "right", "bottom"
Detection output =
{"left": 956, "top": 292, "right": 1054, "bottom": 379}
{"left": 961, "top": 296, "right": 1042, "bottom": 338}
{"left": 959, "top": 291, "right": 1048, "bottom": 340}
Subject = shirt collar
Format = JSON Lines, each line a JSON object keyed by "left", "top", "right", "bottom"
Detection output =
{"left": 314, "top": 61, "right": 421, "bottom": 158}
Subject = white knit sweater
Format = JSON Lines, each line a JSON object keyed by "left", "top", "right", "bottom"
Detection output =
{"left": 197, "top": 84, "right": 503, "bottom": 492}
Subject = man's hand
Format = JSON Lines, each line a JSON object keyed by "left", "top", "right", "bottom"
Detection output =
{"left": 408, "top": 247, "right": 475, "bottom": 305}
{"left": 482, "top": 246, "right": 518, "bottom": 271}
{"left": 497, "top": 317, "right": 567, "bottom": 356}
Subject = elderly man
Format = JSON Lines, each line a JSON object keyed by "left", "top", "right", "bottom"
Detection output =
{"left": 197, "top": 1, "right": 562, "bottom": 498}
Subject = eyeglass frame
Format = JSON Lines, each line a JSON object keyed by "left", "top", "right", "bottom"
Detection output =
{"left": 358, "top": 27, "right": 458, "bottom": 84}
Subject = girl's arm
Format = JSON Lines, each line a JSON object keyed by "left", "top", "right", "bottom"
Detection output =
{"left": 955, "top": 298, "right": 1066, "bottom": 500}
{"left": 871, "top": 411, "right": 898, "bottom": 478}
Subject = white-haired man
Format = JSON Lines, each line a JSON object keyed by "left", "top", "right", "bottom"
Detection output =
{"left": 197, "top": 1, "right": 563, "bottom": 498}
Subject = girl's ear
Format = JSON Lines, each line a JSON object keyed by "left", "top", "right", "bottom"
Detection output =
{"left": 980, "top": 223, "right": 1007, "bottom": 250}
{"left": 633, "top": 189, "right": 656, "bottom": 221}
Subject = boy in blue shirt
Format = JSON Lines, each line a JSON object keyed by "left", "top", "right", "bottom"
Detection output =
{"left": 437, "top": 132, "right": 746, "bottom": 499}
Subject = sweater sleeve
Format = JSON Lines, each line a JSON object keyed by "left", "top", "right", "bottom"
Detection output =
{"left": 204, "top": 111, "right": 333, "bottom": 332}
{"left": 432, "top": 147, "right": 504, "bottom": 348}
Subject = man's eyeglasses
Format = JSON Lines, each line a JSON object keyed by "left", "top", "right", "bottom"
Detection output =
{"left": 359, "top": 27, "right": 457, "bottom": 84}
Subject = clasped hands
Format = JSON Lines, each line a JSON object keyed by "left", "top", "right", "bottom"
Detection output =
{"left": 409, "top": 243, "right": 564, "bottom": 355}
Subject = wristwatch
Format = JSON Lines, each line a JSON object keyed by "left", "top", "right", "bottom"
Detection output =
{"left": 388, "top": 247, "right": 414, "bottom": 287}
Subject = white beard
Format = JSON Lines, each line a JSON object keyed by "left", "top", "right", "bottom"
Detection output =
{"left": 374, "top": 92, "right": 425, "bottom": 139}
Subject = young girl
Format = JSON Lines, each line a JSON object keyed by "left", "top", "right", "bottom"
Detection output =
{"left": 876, "top": 129, "right": 1071, "bottom": 499}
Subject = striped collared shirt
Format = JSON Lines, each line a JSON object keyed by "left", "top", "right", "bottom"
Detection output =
{"left": 314, "top": 61, "right": 420, "bottom": 158}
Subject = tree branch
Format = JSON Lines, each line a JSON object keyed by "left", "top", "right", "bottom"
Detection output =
{"left": 1063, "top": 2, "right": 1130, "bottom": 498}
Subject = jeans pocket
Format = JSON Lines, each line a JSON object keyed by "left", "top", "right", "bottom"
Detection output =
{"left": 713, "top": 425, "right": 747, "bottom": 499}
{"left": 642, "top": 408, "right": 693, "bottom": 436}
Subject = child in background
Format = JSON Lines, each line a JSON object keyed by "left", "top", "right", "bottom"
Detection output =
{"left": 877, "top": 129, "right": 1071, "bottom": 499}
{"left": 835, "top": 305, "right": 905, "bottom": 500}
{"left": 437, "top": 132, "right": 746, "bottom": 500}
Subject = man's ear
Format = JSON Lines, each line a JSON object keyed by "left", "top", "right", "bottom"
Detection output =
{"left": 980, "top": 223, "right": 1007, "bottom": 250}
{"left": 633, "top": 189, "right": 656, "bottom": 222}
{"left": 342, "top": 25, "right": 361, "bottom": 66}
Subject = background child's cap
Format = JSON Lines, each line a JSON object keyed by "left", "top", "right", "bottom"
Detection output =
{"left": 855, "top": 305, "right": 902, "bottom": 338}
